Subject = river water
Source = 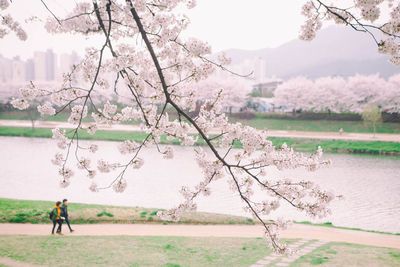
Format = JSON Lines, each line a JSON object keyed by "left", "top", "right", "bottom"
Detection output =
{"left": 0, "top": 136, "right": 399, "bottom": 233}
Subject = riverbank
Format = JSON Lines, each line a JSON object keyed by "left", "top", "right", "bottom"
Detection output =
{"left": 2, "top": 198, "right": 399, "bottom": 236}
{"left": 1, "top": 126, "right": 400, "bottom": 155}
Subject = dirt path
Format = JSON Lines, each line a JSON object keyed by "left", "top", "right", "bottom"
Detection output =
{"left": 1, "top": 119, "right": 399, "bottom": 142}
{"left": 0, "top": 257, "right": 40, "bottom": 267}
{"left": 0, "top": 223, "right": 399, "bottom": 249}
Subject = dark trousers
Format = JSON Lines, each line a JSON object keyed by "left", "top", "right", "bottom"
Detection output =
{"left": 52, "top": 219, "right": 62, "bottom": 233}
{"left": 64, "top": 217, "right": 73, "bottom": 231}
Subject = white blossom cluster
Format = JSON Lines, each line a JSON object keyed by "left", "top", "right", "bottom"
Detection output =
{"left": 300, "top": 0, "right": 400, "bottom": 65}
{"left": 51, "top": 128, "right": 68, "bottom": 149}
{"left": 37, "top": 102, "right": 56, "bottom": 116}
{"left": 68, "top": 105, "right": 88, "bottom": 125}
{"left": 97, "top": 159, "right": 119, "bottom": 173}
{"left": 11, "top": 83, "right": 47, "bottom": 110}
{"left": 113, "top": 178, "right": 127, "bottom": 193}
{"left": 274, "top": 74, "right": 400, "bottom": 113}
{"left": 0, "top": 1, "right": 27, "bottom": 40}
{"left": 162, "top": 146, "right": 174, "bottom": 159}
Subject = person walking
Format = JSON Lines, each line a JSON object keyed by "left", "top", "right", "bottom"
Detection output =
{"left": 51, "top": 201, "right": 64, "bottom": 235}
{"left": 61, "top": 199, "right": 74, "bottom": 233}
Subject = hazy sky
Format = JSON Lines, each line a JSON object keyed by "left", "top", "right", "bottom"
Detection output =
{"left": 1, "top": 0, "right": 307, "bottom": 59}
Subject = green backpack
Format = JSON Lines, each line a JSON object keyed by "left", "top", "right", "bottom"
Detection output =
{"left": 49, "top": 209, "right": 54, "bottom": 220}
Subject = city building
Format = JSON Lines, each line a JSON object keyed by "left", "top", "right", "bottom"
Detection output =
{"left": 45, "top": 49, "right": 56, "bottom": 81}
{"left": 33, "top": 51, "right": 46, "bottom": 81}
{"left": 252, "top": 79, "right": 283, "bottom": 98}
{"left": 0, "top": 55, "right": 13, "bottom": 84}
{"left": 25, "top": 59, "right": 35, "bottom": 81}
{"left": 0, "top": 50, "right": 81, "bottom": 102}
{"left": 12, "top": 57, "right": 26, "bottom": 84}
{"left": 58, "top": 52, "right": 78, "bottom": 76}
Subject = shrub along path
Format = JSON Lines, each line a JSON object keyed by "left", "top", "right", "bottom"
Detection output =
{"left": 0, "top": 223, "right": 399, "bottom": 249}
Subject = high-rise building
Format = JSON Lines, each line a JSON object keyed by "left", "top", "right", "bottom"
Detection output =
{"left": 0, "top": 55, "right": 13, "bottom": 84}
{"left": 58, "top": 53, "right": 73, "bottom": 77}
{"left": 254, "top": 57, "right": 266, "bottom": 84}
{"left": 45, "top": 49, "right": 56, "bottom": 81}
{"left": 57, "top": 51, "right": 80, "bottom": 84}
{"left": 34, "top": 51, "right": 46, "bottom": 81}
{"left": 25, "top": 58, "right": 35, "bottom": 81}
{"left": 12, "top": 56, "right": 26, "bottom": 84}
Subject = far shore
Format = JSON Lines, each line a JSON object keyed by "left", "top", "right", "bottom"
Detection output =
{"left": 1, "top": 125, "right": 400, "bottom": 156}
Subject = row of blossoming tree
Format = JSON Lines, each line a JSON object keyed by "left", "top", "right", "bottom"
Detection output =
{"left": 274, "top": 74, "right": 400, "bottom": 114}
{"left": 2, "top": 0, "right": 400, "bottom": 253}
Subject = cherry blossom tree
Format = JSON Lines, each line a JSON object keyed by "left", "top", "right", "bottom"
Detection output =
{"left": 192, "top": 75, "right": 251, "bottom": 114}
{"left": 345, "top": 74, "right": 388, "bottom": 113}
{"left": 4, "top": 0, "right": 400, "bottom": 253}
{"left": 313, "top": 76, "right": 348, "bottom": 113}
{"left": 274, "top": 74, "right": 393, "bottom": 114}
{"left": 273, "top": 76, "right": 314, "bottom": 112}
{"left": 383, "top": 74, "right": 400, "bottom": 113}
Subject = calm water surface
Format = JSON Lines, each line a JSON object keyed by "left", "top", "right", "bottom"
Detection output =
{"left": 0, "top": 136, "right": 399, "bottom": 233}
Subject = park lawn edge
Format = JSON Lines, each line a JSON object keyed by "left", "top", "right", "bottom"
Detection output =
{"left": 1, "top": 198, "right": 399, "bottom": 236}
{"left": 0, "top": 126, "right": 399, "bottom": 155}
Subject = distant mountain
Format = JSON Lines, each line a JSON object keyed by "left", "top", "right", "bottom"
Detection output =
{"left": 224, "top": 26, "right": 399, "bottom": 79}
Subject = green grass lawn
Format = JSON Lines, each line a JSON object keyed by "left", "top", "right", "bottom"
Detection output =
{"left": 0, "top": 235, "right": 399, "bottom": 267}
{"left": 0, "top": 110, "right": 87, "bottom": 123}
{"left": 0, "top": 198, "right": 254, "bottom": 225}
{"left": 0, "top": 126, "right": 196, "bottom": 145}
{"left": 293, "top": 241, "right": 400, "bottom": 267}
{"left": 268, "top": 137, "right": 400, "bottom": 155}
{"left": 1, "top": 126, "right": 399, "bottom": 155}
{"left": 0, "top": 235, "right": 273, "bottom": 267}
{"left": 231, "top": 117, "right": 400, "bottom": 134}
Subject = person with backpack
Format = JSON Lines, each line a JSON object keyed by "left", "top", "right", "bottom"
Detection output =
{"left": 50, "top": 201, "right": 64, "bottom": 235}
{"left": 61, "top": 199, "right": 74, "bottom": 233}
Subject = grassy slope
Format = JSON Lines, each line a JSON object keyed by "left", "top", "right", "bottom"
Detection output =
{"left": 0, "top": 198, "right": 254, "bottom": 225}
{"left": 1, "top": 126, "right": 399, "bottom": 155}
{"left": 0, "top": 236, "right": 399, "bottom": 267}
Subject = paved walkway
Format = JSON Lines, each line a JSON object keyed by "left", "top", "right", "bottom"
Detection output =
{"left": 1, "top": 119, "right": 399, "bottom": 142}
{"left": 250, "top": 239, "right": 329, "bottom": 267}
{"left": 0, "top": 223, "right": 399, "bottom": 249}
